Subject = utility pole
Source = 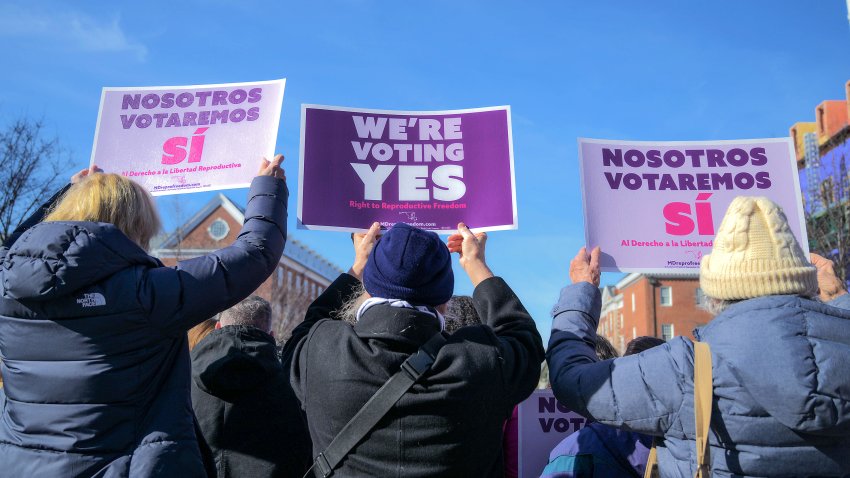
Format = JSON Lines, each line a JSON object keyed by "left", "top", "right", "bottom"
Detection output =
{"left": 648, "top": 277, "right": 660, "bottom": 338}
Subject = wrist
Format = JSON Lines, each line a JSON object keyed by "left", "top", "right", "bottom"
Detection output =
{"left": 464, "top": 260, "right": 494, "bottom": 287}
{"left": 348, "top": 262, "right": 366, "bottom": 281}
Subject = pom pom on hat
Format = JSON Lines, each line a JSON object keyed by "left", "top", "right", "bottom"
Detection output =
{"left": 700, "top": 196, "right": 817, "bottom": 300}
{"left": 362, "top": 223, "right": 454, "bottom": 306}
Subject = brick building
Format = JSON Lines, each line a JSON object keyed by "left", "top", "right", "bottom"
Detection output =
{"left": 151, "top": 193, "right": 342, "bottom": 341}
{"left": 599, "top": 272, "right": 712, "bottom": 354}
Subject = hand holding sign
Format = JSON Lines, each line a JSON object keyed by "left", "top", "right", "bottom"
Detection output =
{"left": 447, "top": 222, "right": 493, "bottom": 287}
{"left": 71, "top": 165, "right": 104, "bottom": 183}
{"left": 349, "top": 222, "right": 382, "bottom": 280}
{"left": 569, "top": 247, "right": 601, "bottom": 287}
{"left": 810, "top": 253, "right": 848, "bottom": 302}
{"left": 258, "top": 154, "right": 285, "bottom": 179}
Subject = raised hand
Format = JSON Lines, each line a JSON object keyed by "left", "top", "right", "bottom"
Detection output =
{"left": 570, "top": 246, "right": 601, "bottom": 287}
{"left": 447, "top": 222, "right": 494, "bottom": 287}
{"left": 810, "top": 253, "right": 847, "bottom": 302}
{"left": 349, "top": 222, "right": 382, "bottom": 280}
{"left": 71, "top": 165, "right": 104, "bottom": 184}
{"left": 258, "top": 154, "right": 285, "bottom": 179}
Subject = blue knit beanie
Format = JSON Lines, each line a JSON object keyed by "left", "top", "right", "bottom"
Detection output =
{"left": 362, "top": 223, "right": 454, "bottom": 306}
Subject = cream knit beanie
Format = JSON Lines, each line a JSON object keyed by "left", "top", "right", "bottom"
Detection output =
{"left": 700, "top": 196, "right": 817, "bottom": 300}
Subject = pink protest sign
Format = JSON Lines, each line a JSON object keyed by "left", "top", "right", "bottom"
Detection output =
{"left": 517, "top": 390, "right": 587, "bottom": 478}
{"left": 579, "top": 138, "right": 808, "bottom": 272}
{"left": 297, "top": 105, "right": 517, "bottom": 233}
{"left": 90, "top": 79, "right": 285, "bottom": 196}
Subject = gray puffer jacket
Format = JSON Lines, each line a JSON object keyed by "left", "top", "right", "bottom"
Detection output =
{"left": 547, "top": 282, "right": 850, "bottom": 477}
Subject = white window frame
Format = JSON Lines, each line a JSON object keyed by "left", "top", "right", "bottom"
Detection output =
{"left": 659, "top": 286, "right": 673, "bottom": 306}
{"left": 207, "top": 218, "right": 230, "bottom": 241}
{"left": 662, "top": 323, "right": 675, "bottom": 341}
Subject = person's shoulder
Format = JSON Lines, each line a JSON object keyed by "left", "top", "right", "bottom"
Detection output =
{"left": 303, "top": 318, "right": 357, "bottom": 343}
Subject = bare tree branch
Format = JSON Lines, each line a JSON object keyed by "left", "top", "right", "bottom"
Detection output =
{"left": 805, "top": 147, "right": 850, "bottom": 284}
{"left": 0, "top": 115, "right": 71, "bottom": 241}
{"left": 271, "top": 279, "right": 315, "bottom": 343}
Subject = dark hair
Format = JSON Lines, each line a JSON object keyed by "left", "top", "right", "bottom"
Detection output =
{"left": 444, "top": 296, "right": 481, "bottom": 333}
{"left": 595, "top": 335, "right": 619, "bottom": 360}
{"left": 625, "top": 336, "right": 666, "bottom": 356}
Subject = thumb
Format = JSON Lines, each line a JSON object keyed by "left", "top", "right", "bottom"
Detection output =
{"left": 458, "top": 222, "right": 474, "bottom": 240}
{"left": 364, "top": 222, "right": 381, "bottom": 243}
{"left": 590, "top": 246, "right": 601, "bottom": 268}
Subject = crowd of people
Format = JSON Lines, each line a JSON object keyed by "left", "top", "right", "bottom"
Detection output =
{"left": 0, "top": 157, "right": 848, "bottom": 477}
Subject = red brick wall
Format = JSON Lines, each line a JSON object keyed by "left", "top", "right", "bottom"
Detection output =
{"left": 156, "top": 205, "right": 332, "bottom": 340}
{"left": 618, "top": 277, "right": 712, "bottom": 348}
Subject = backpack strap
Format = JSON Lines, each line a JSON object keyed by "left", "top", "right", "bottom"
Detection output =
{"left": 643, "top": 439, "right": 658, "bottom": 478}
{"left": 693, "top": 341, "right": 713, "bottom": 478}
{"left": 304, "top": 332, "right": 448, "bottom": 478}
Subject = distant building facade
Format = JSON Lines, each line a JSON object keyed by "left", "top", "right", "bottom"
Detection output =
{"left": 790, "top": 79, "right": 850, "bottom": 279}
{"left": 599, "top": 272, "right": 712, "bottom": 354}
{"left": 151, "top": 193, "right": 342, "bottom": 341}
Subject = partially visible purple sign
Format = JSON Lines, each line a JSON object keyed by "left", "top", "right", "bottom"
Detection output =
{"left": 579, "top": 138, "right": 808, "bottom": 272}
{"left": 517, "top": 390, "right": 587, "bottom": 478}
{"left": 298, "top": 105, "right": 517, "bottom": 232}
{"left": 90, "top": 79, "right": 285, "bottom": 196}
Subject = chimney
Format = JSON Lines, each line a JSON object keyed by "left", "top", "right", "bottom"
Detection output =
{"left": 816, "top": 100, "right": 850, "bottom": 145}
{"left": 790, "top": 122, "right": 817, "bottom": 165}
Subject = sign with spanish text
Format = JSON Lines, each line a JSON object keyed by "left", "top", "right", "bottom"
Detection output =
{"left": 517, "top": 390, "right": 587, "bottom": 478}
{"left": 298, "top": 105, "right": 517, "bottom": 232}
{"left": 90, "top": 79, "right": 286, "bottom": 196}
{"left": 579, "top": 138, "right": 808, "bottom": 272}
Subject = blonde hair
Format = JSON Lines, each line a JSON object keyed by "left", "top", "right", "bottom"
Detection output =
{"left": 188, "top": 319, "right": 217, "bottom": 351}
{"left": 45, "top": 173, "right": 161, "bottom": 250}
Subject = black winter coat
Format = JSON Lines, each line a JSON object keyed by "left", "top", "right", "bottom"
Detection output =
{"left": 286, "top": 273, "right": 545, "bottom": 478}
{"left": 0, "top": 176, "right": 287, "bottom": 477}
{"left": 191, "top": 325, "right": 312, "bottom": 478}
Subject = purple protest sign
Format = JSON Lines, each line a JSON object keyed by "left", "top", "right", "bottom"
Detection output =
{"left": 90, "top": 79, "right": 285, "bottom": 196}
{"left": 517, "top": 390, "right": 587, "bottom": 478}
{"left": 297, "top": 105, "right": 517, "bottom": 232}
{"left": 579, "top": 138, "right": 808, "bottom": 272}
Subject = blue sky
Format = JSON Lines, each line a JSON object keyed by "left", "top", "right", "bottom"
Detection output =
{"left": 1, "top": 1, "right": 849, "bottom": 343}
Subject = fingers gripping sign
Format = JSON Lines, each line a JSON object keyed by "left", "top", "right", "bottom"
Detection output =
{"left": 810, "top": 253, "right": 847, "bottom": 302}
{"left": 448, "top": 222, "right": 494, "bottom": 287}
{"left": 258, "top": 154, "right": 286, "bottom": 179}
{"left": 72, "top": 165, "right": 104, "bottom": 184}
{"left": 570, "top": 246, "right": 601, "bottom": 287}
{"left": 349, "top": 222, "right": 382, "bottom": 280}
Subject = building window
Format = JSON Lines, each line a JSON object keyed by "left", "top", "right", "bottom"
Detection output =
{"left": 207, "top": 218, "right": 230, "bottom": 241}
{"left": 632, "top": 326, "right": 637, "bottom": 339}
{"left": 276, "top": 268, "right": 284, "bottom": 285}
{"left": 661, "top": 324, "right": 675, "bottom": 341}
{"left": 659, "top": 286, "right": 672, "bottom": 306}
{"left": 695, "top": 287, "right": 704, "bottom": 306}
{"left": 631, "top": 293, "right": 636, "bottom": 313}
{"left": 618, "top": 313, "right": 623, "bottom": 329}
{"left": 286, "top": 270, "right": 293, "bottom": 287}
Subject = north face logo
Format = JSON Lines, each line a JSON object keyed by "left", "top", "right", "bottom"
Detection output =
{"left": 76, "top": 293, "right": 106, "bottom": 308}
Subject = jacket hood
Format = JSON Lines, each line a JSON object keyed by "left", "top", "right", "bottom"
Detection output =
{"left": 0, "top": 221, "right": 158, "bottom": 301}
{"left": 697, "top": 295, "right": 850, "bottom": 434}
{"left": 191, "top": 325, "right": 281, "bottom": 398}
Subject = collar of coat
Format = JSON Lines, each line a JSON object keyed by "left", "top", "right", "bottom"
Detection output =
{"left": 354, "top": 303, "right": 443, "bottom": 348}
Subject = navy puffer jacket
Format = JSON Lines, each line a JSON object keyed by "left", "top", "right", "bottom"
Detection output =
{"left": 547, "top": 282, "right": 850, "bottom": 477}
{"left": 0, "top": 176, "right": 287, "bottom": 478}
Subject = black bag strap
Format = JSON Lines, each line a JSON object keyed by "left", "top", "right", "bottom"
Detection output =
{"left": 305, "top": 332, "right": 448, "bottom": 478}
